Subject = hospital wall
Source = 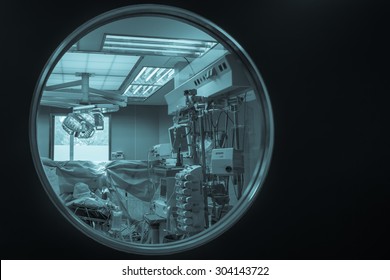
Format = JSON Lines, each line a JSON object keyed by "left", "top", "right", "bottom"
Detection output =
{"left": 110, "top": 105, "right": 172, "bottom": 160}
{"left": 37, "top": 105, "right": 172, "bottom": 160}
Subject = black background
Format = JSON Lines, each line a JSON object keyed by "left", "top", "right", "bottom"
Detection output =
{"left": 1, "top": 0, "right": 389, "bottom": 260}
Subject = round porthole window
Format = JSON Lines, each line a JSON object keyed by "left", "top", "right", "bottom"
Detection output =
{"left": 30, "top": 4, "right": 274, "bottom": 255}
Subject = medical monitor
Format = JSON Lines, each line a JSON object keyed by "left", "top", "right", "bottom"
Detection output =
{"left": 168, "top": 125, "right": 192, "bottom": 158}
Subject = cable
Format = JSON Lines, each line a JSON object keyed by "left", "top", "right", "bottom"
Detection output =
{"left": 232, "top": 176, "right": 239, "bottom": 200}
{"left": 183, "top": 127, "right": 192, "bottom": 137}
{"left": 218, "top": 203, "right": 225, "bottom": 220}
{"left": 224, "top": 111, "right": 229, "bottom": 148}
{"left": 183, "top": 57, "right": 196, "bottom": 77}
{"left": 232, "top": 128, "right": 235, "bottom": 148}
{"left": 224, "top": 111, "right": 234, "bottom": 124}
{"left": 210, "top": 110, "right": 215, "bottom": 128}
{"left": 214, "top": 110, "right": 224, "bottom": 129}
{"left": 207, "top": 114, "right": 212, "bottom": 133}
{"left": 225, "top": 176, "right": 230, "bottom": 195}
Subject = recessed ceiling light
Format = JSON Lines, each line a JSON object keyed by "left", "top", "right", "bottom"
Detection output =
{"left": 102, "top": 35, "right": 217, "bottom": 58}
{"left": 123, "top": 67, "right": 174, "bottom": 98}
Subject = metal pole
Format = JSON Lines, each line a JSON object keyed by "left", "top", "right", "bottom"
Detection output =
{"left": 70, "top": 135, "right": 74, "bottom": 160}
{"left": 191, "top": 112, "right": 198, "bottom": 165}
{"left": 233, "top": 106, "right": 240, "bottom": 150}
{"left": 199, "top": 112, "right": 209, "bottom": 228}
{"left": 231, "top": 101, "right": 243, "bottom": 199}
{"left": 200, "top": 113, "right": 207, "bottom": 179}
{"left": 81, "top": 73, "right": 90, "bottom": 104}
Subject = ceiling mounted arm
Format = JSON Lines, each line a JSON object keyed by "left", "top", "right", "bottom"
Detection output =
{"left": 41, "top": 71, "right": 127, "bottom": 108}
{"left": 78, "top": 72, "right": 92, "bottom": 104}
{"left": 89, "top": 88, "right": 127, "bottom": 103}
{"left": 44, "top": 80, "right": 82, "bottom": 91}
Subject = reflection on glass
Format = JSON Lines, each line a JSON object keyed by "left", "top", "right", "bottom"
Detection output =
{"left": 34, "top": 7, "right": 272, "bottom": 254}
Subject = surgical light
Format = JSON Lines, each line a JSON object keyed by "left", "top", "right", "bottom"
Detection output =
{"left": 62, "top": 113, "right": 96, "bottom": 138}
{"left": 62, "top": 111, "right": 106, "bottom": 138}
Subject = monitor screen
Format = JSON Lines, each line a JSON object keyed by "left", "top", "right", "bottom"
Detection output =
{"left": 168, "top": 125, "right": 191, "bottom": 158}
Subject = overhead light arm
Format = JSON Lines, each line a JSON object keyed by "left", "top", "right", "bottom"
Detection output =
{"left": 39, "top": 100, "right": 80, "bottom": 108}
{"left": 89, "top": 88, "right": 127, "bottom": 104}
{"left": 73, "top": 104, "right": 119, "bottom": 113}
{"left": 42, "top": 72, "right": 127, "bottom": 108}
{"left": 79, "top": 72, "right": 91, "bottom": 104}
{"left": 44, "top": 80, "right": 82, "bottom": 91}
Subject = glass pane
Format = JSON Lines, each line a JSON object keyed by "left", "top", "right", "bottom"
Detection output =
{"left": 53, "top": 116, "right": 70, "bottom": 161}
{"left": 53, "top": 116, "right": 109, "bottom": 161}
{"left": 73, "top": 117, "right": 109, "bottom": 161}
{"left": 32, "top": 5, "right": 274, "bottom": 255}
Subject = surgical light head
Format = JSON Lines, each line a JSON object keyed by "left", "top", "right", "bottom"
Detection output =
{"left": 62, "top": 112, "right": 102, "bottom": 138}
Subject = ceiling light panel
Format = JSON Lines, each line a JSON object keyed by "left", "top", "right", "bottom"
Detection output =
{"left": 125, "top": 85, "right": 160, "bottom": 97}
{"left": 102, "top": 34, "right": 217, "bottom": 58}
{"left": 47, "top": 52, "right": 140, "bottom": 90}
{"left": 133, "top": 67, "right": 174, "bottom": 86}
{"left": 123, "top": 67, "right": 174, "bottom": 98}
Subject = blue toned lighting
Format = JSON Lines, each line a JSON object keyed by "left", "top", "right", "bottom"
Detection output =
{"left": 124, "top": 67, "right": 174, "bottom": 98}
{"left": 102, "top": 34, "right": 217, "bottom": 58}
{"left": 145, "top": 68, "right": 160, "bottom": 82}
{"left": 132, "top": 67, "right": 174, "bottom": 86}
{"left": 46, "top": 52, "right": 140, "bottom": 90}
